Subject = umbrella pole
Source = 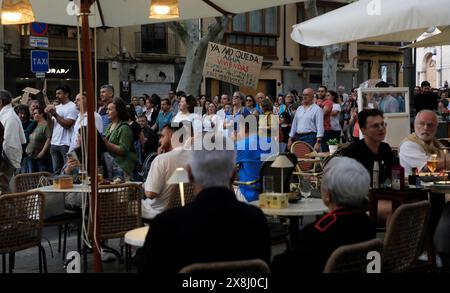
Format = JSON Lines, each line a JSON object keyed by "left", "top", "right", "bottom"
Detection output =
{"left": 81, "top": 0, "right": 101, "bottom": 273}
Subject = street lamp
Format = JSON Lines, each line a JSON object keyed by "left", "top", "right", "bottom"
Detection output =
{"left": 1, "top": 0, "right": 35, "bottom": 24}
{"left": 149, "top": 0, "right": 180, "bottom": 19}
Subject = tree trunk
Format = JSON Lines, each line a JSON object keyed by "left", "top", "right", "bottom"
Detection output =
{"left": 322, "top": 44, "right": 344, "bottom": 90}
{"left": 169, "top": 17, "right": 228, "bottom": 96}
{"left": 304, "top": 0, "right": 344, "bottom": 90}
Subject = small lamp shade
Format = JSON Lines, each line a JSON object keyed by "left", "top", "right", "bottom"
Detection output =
{"left": 149, "top": 0, "right": 180, "bottom": 19}
{"left": 1, "top": 0, "right": 35, "bottom": 24}
{"left": 167, "top": 167, "right": 189, "bottom": 185}
{"left": 271, "top": 155, "right": 294, "bottom": 168}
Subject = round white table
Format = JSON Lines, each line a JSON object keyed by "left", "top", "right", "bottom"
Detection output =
{"left": 124, "top": 226, "right": 149, "bottom": 272}
{"left": 251, "top": 198, "right": 328, "bottom": 217}
{"left": 250, "top": 198, "right": 328, "bottom": 248}
{"left": 125, "top": 226, "right": 149, "bottom": 247}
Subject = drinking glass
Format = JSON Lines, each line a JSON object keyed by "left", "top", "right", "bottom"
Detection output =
{"left": 427, "top": 154, "right": 438, "bottom": 173}
{"left": 299, "top": 179, "right": 312, "bottom": 201}
{"left": 263, "top": 176, "right": 274, "bottom": 194}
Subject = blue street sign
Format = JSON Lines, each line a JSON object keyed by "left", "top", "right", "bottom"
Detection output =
{"left": 31, "top": 50, "right": 49, "bottom": 73}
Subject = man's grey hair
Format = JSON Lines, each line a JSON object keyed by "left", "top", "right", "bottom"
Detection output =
{"left": 414, "top": 109, "right": 438, "bottom": 124}
{"left": 0, "top": 90, "right": 12, "bottom": 106}
{"left": 189, "top": 148, "right": 236, "bottom": 189}
{"left": 101, "top": 84, "right": 114, "bottom": 95}
{"left": 322, "top": 157, "right": 370, "bottom": 208}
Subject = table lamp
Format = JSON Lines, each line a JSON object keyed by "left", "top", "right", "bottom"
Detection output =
{"left": 167, "top": 167, "right": 190, "bottom": 206}
{"left": 271, "top": 155, "right": 294, "bottom": 193}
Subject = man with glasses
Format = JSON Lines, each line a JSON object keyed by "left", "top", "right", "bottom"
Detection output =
{"left": 343, "top": 109, "right": 395, "bottom": 186}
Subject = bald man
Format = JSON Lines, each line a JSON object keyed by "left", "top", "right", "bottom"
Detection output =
{"left": 288, "top": 88, "right": 324, "bottom": 152}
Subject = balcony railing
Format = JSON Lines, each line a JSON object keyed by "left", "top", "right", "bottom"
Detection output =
{"left": 134, "top": 31, "right": 181, "bottom": 57}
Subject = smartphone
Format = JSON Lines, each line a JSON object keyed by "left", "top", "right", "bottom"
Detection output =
{"left": 67, "top": 151, "right": 78, "bottom": 161}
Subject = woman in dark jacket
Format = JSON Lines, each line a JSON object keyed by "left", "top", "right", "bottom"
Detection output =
{"left": 272, "top": 157, "right": 376, "bottom": 273}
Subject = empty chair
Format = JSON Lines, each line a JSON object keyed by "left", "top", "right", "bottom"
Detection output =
{"left": 0, "top": 191, "right": 47, "bottom": 273}
{"left": 382, "top": 200, "right": 431, "bottom": 273}
{"left": 12, "top": 172, "right": 81, "bottom": 260}
{"left": 95, "top": 183, "right": 142, "bottom": 259}
{"left": 179, "top": 259, "right": 270, "bottom": 273}
{"left": 323, "top": 238, "right": 383, "bottom": 273}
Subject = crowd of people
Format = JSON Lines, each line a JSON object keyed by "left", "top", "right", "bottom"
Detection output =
{"left": 0, "top": 79, "right": 449, "bottom": 272}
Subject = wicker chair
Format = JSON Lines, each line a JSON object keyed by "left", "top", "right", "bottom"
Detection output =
{"left": 12, "top": 172, "right": 82, "bottom": 260}
{"left": 290, "top": 141, "right": 323, "bottom": 191}
{"left": 382, "top": 200, "right": 431, "bottom": 273}
{"left": 322, "top": 143, "right": 351, "bottom": 168}
{"left": 179, "top": 258, "right": 270, "bottom": 273}
{"left": 13, "top": 172, "right": 81, "bottom": 260}
{"left": 323, "top": 238, "right": 384, "bottom": 273}
{"left": 166, "top": 183, "right": 196, "bottom": 209}
{"left": 96, "top": 183, "right": 143, "bottom": 259}
{"left": 0, "top": 191, "right": 47, "bottom": 273}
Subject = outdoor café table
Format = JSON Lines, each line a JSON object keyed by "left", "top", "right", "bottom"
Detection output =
{"left": 124, "top": 226, "right": 149, "bottom": 272}
{"left": 250, "top": 198, "right": 328, "bottom": 248}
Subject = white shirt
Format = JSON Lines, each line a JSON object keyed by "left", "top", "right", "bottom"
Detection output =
{"left": 331, "top": 103, "right": 341, "bottom": 131}
{"left": 399, "top": 140, "right": 433, "bottom": 176}
{"left": 142, "top": 147, "right": 192, "bottom": 219}
{"left": 172, "top": 112, "right": 202, "bottom": 134}
{"left": 69, "top": 112, "right": 104, "bottom": 152}
{"left": 51, "top": 101, "right": 79, "bottom": 146}
{"left": 0, "top": 105, "right": 26, "bottom": 168}
{"left": 202, "top": 114, "right": 220, "bottom": 132}
{"left": 289, "top": 103, "right": 324, "bottom": 138}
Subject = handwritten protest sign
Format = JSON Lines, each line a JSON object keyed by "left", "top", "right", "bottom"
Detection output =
{"left": 203, "top": 42, "right": 263, "bottom": 89}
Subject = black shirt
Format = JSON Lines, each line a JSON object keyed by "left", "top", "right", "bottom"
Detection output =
{"left": 343, "top": 139, "right": 396, "bottom": 185}
{"left": 272, "top": 208, "right": 375, "bottom": 273}
{"left": 138, "top": 187, "right": 271, "bottom": 273}
{"left": 414, "top": 92, "right": 440, "bottom": 113}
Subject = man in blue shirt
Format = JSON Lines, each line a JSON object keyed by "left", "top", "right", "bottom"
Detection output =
{"left": 152, "top": 98, "right": 173, "bottom": 132}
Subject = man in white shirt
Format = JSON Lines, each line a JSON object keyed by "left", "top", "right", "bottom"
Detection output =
{"left": 69, "top": 92, "right": 104, "bottom": 152}
{"left": 288, "top": 88, "right": 324, "bottom": 152}
{"left": 45, "top": 85, "right": 79, "bottom": 174}
{"left": 142, "top": 124, "right": 192, "bottom": 220}
{"left": 400, "top": 110, "right": 447, "bottom": 176}
{"left": 0, "top": 90, "right": 26, "bottom": 193}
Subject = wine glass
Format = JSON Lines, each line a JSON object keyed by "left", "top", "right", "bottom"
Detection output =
{"left": 427, "top": 154, "right": 438, "bottom": 174}
{"left": 299, "top": 179, "right": 312, "bottom": 201}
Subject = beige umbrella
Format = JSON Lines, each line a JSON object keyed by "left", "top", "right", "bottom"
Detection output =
{"left": 406, "top": 26, "right": 450, "bottom": 48}
{"left": 291, "top": 0, "right": 450, "bottom": 46}
{"left": 4, "top": 0, "right": 306, "bottom": 27}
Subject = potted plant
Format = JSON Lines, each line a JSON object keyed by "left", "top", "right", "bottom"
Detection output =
{"left": 327, "top": 138, "right": 339, "bottom": 154}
